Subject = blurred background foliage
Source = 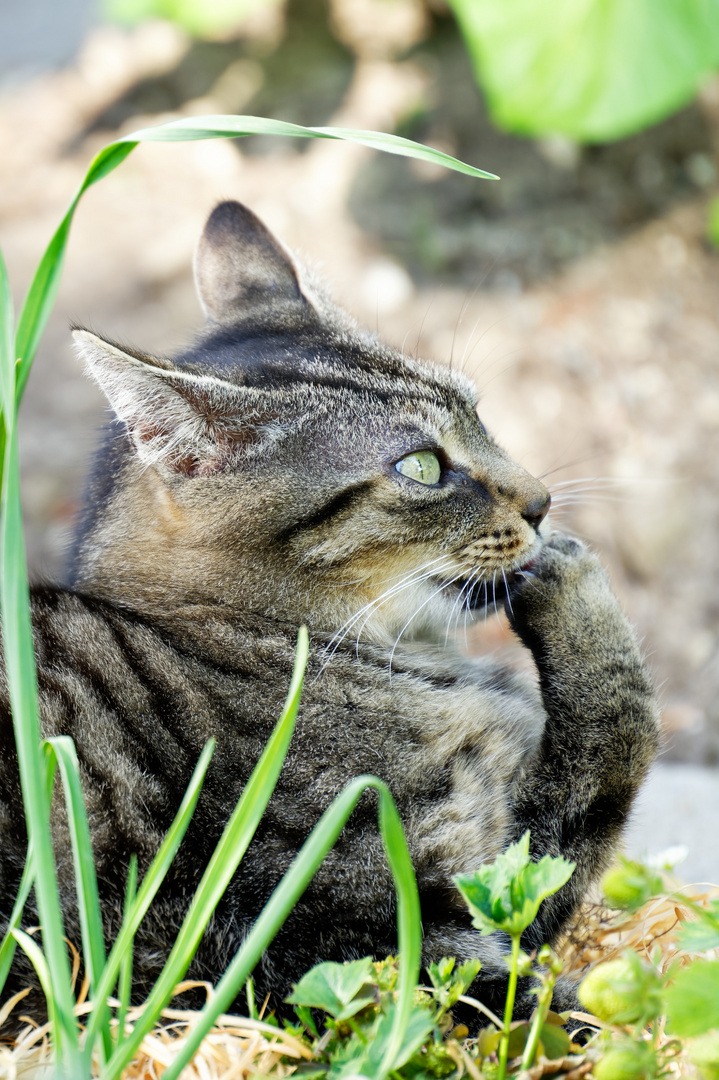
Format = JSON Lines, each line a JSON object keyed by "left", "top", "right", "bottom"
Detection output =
{"left": 105, "top": 0, "right": 719, "bottom": 144}
{"left": 106, "top": 0, "right": 281, "bottom": 41}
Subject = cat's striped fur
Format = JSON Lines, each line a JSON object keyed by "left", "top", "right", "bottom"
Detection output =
{"left": 0, "top": 202, "right": 659, "bottom": 1022}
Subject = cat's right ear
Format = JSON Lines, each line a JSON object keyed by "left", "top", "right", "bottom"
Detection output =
{"left": 72, "top": 329, "right": 261, "bottom": 476}
{"left": 194, "top": 201, "right": 305, "bottom": 324}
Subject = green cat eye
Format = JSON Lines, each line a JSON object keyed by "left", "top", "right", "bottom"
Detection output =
{"left": 395, "top": 450, "right": 442, "bottom": 486}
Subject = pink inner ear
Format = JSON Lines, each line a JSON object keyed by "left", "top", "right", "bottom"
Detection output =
{"left": 132, "top": 414, "right": 261, "bottom": 477}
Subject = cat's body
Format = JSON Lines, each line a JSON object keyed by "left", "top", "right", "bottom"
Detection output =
{"left": 0, "top": 202, "right": 659, "bottom": 1021}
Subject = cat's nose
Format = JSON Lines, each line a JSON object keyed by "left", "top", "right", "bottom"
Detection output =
{"left": 522, "top": 490, "right": 551, "bottom": 531}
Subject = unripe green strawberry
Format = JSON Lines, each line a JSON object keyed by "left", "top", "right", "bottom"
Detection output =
{"left": 601, "top": 860, "right": 663, "bottom": 912}
{"left": 593, "top": 1043, "right": 656, "bottom": 1080}
{"left": 578, "top": 953, "right": 661, "bottom": 1025}
{"left": 690, "top": 1033, "right": 719, "bottom": 1080}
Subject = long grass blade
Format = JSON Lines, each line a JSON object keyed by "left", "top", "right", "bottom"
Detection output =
{"left": 159, "top": 774, "right": 422, "bottom": 1080}
{"left": 0, "top": 427, "right": 82, "bottom": 1075}
{"left": 120, "top": 115, "right": 499, "bottom": 179}
{"left": 82, "top": 738, "right": 216, "bottom": 1059}
{"left": 115, "top": 854, "right": 137, "bottom": 1049}
{"left": 0, "top": 244, "right": 14, "bottom": 416}
{"left": 14, "top": 118, "right": 494, "bottom": 393}
{"left": 100, "top": 626, "right": 309, "bottom": 1080}
{"left": 0, "top": 244, "right": 13, "bottom": 494}
{"left": 0, "top": 744, "right": 62, "bottom": 1000}
{"left": 0, "top": 847, "right": 34, "bottom": 998}
{"left": 47, "top": 736, "right": 113, "bottom": 1062}
{"left": 14, "top": 142, "right": 135, "bottom": 388}
{"left": 11, "top": 929, "right": 57, "bottom": 1035}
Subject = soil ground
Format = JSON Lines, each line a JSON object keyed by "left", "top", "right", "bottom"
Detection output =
{"left": 2, "top": 0, "right": 719, "bottom": 793}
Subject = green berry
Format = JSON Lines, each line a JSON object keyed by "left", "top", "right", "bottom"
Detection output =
{"left": 593, "top": 1044, "right": 655, "bottom": 1080}
{"left": 601, "top": 861, "right": 663, "bottom": 911}
{"left": 691, "top": 1033, "right": 719, "bottom": 1080}
{"left": 578, "top": 954, "right": 661, "bottom": 1025}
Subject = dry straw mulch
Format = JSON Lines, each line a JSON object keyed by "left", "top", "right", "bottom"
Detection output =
{"left": 2, "top": 880, "right": 718, "bottom": 1080}
{"left": 0, "top": 980, "right": 311, "bottom": 1080}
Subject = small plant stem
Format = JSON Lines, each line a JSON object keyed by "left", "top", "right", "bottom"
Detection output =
{"left": 346, "top": 1017, "right": 368, "bottom": 1044}
{"left": 498, "top": 935, "right": 522, "bottom": 1080}
{"left": 521, "top": 970, "right": 556, "bottom": 1070}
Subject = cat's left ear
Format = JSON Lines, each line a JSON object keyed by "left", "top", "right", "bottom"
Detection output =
{"left": 194, "top": 200, "right": 307, "bottom": 324}
{"left": 73, "top": 329, "right": 271, "bottom": 476}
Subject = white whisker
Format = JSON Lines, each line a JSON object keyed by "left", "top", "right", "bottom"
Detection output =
{"left": 388, "top": 568, "right": 468, "bottom": 676}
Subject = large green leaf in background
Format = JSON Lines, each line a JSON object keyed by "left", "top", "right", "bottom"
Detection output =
{"left": 447, "top": 0, "right": 719, "bottom": 143}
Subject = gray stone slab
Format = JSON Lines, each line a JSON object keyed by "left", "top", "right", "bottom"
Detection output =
{"left": 624, "top": 763, "right": 719, "bottom": 885}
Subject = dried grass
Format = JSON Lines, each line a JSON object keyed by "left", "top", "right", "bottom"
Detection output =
{"left": 0, "top": 981, "right": 311, "bottom": 1080}
{"left": 560, "top": 878, "right": 719, "bottom": 977}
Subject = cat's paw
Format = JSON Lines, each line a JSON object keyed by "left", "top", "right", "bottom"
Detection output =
{"left": 505, "top": 531, "right": 617, "bottom": 645}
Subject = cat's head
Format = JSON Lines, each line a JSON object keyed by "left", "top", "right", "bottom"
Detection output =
{"left": 72, "top": 201, "right": 549, "bottom": 645}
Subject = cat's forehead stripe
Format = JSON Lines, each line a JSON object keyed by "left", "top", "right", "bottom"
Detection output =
{"left": 177, "top": 332, "right": 478, "bottom": 418}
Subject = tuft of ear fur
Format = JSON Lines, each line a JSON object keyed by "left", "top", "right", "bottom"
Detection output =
{"left": 73, "top": 329, "right": 270, "bottom": 476}
{"left": 193, "top": 200, "right": 304, "bottom": 323}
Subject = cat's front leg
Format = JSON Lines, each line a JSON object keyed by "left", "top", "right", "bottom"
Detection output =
{"left": 504, "top": 532, "right": 660, "bottom": 949}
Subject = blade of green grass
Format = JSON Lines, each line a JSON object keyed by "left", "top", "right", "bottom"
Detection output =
{"left": 0, "top": 245, "right": 13, "bottom": 484}
{"left": 0, "top": 846, "right": 34, "bottom": 998}
{"left": 14, "top": 143, "right": 135, "bottom": 388}
{"left": 159, "top": 774, "right": 422, "bottom": 1080}
{"left": 115, "top": 854, "right": 137, "bottom": 1049}
{"left": 121, "top": 115, "right": 499, "bottom": 179}
{"left": 0, "top": 244, "right": 14, "bottom": 416}
{"left": 0, "top": 426, "right": 82, "bottom": 1076}
{"left": 82, "top": 738, "right": 216, "bottom": 1060}
{"left": 14, "top": 118, "right": 495, "bottom": 396}
{"left": 47, "top": 736, "right": 113, "bottom": 1063}
{"left": 11, "top": 929, "right": 57, "bottom": 1034}
{"left": 0, "top": 746, "right": 60, "bottom": 999}
{"left": 100, "top": 626, "right": 309, "bottom": 1080}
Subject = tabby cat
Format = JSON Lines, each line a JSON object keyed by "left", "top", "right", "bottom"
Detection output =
{"left": 0, "top": 201, "right": 659, "bottom": 1022}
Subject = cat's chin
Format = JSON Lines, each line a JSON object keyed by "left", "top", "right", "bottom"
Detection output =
{"left": 457, "top": 550, "right": 543, "bottom": 611}
{"left": 461, "top": 573, "right": 514, "bottom": 610}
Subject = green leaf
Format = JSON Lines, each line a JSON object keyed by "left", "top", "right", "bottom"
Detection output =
{"left": 664, "top": 960, "right": 719, "bottom": 1036}
{"left": 426, "top": 956, "right": 481, "bottom": 1016}
{"left": 677, "top": 921, "right": 719, "bottom": 952}
{"left": 676, "top": 899, "right": 719, "bottom": 952}
{"left": 454, "top": 832, "right": 574, "bottom": 936}
{"left": 365, "top": 1001, "right": 436, "bottom": 1074}
{"left": 539, "top": 1021, "right": 570, "bottom": 1060}
{"left": 286, "top": 958, "right": 378, "bottom": 1021}
{"left": 447, "top": 0, "right": 719, "bottom": 143}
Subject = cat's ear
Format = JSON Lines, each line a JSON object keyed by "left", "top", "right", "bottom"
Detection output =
{"left": 193, "top": 200, "right": 304, "bottom": 323}
{"left": 73, "top": 329, "right": 264, "bottom": 476}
